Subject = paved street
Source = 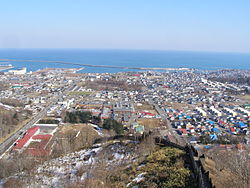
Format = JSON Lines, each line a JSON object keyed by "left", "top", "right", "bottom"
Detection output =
{"left": 0, "top": 84, "right": 77, "bottom": 158}
{"left": 148, "top": 99, "right": 186, "bottom": 146}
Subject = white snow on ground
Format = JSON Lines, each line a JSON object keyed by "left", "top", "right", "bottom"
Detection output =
{"left": 94, "top": 129, "right": 104, "bottom": 136}
{"left": 88, "top": 123, "right": 100, "bottom": 129}
{"left": 126, "top": 173, "right": 146, "bottom": 187}
{"left": 31, "top": 144, "right": 131, "bottom": 187}
{"left": 3, "top": 141, "right": 138, "bottom": 187}
{"left": 32, "top": 147, "right": 101, "bottom": 187}
{"left": 133, "top": 173, "right": 146, "bottom": 183}
{"left": 75, "top": 130, "right": 80, "bottom": 137}
{"left": 88, "top": 123, "right": 104, "bottom": 136}
{"left": 0, "top": 102, "right": 14, "bottom": 110}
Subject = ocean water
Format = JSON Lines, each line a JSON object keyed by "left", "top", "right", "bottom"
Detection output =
{"left": 0, "top": 49, "right": 250, "bottom": 73}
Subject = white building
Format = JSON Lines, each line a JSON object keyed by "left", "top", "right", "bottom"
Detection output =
{"left": 210, "top": 106, "right": 222, "bottom": 117}
{"left": 8, "top": 67, "right": 27, "bottom": 75}
{"left": 224, "top": 107, "right": 237, "bottom": 117}
{"left": 196, "top": 107, "right": 207, "bottom": 117}
{"left": 237, "top": 107, "right": 250, "bottom": 116}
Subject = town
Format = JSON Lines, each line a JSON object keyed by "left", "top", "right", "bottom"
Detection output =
{"left": 0, "top": 67, "right": 249, "bottom": 187}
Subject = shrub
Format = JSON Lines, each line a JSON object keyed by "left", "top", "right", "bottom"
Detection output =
{"left": 102, "top": 118, "right": 124, "bottom": 134}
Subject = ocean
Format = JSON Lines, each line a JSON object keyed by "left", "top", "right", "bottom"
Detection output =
{"left": 0, "top": 49, "right": 250, "bottom": 73}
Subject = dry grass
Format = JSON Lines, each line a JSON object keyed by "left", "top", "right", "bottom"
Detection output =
{"left": 68, "top": 91, "right": 93, "bottom": 96}
{"left": 163, "top": 102, "right": 192, "bottom": 110}
{"left": 238, "top": 94, "right": 250, "bottom": 103}
{"left": 202, "top": 147, "right": 250, "bottom": 188}
{"left": 135, "top": 102, "right": 154, "bottom": 111}
{"left": 0, "top": 118, "right": 31, "bottom": 144}
{"left": 135, "top": 102, "right": 158, "bottom": 114}
{"left": 137, "top": 118, "right": 162, "bottom": 130}
{"left": 202, "top": 157, "right": 241, "bottom": 188}
{"left": 51, "top": 123, "right": 101, "bottom": 156}
{"left": 59, "top": 123, "right": 91, "bottom": 133}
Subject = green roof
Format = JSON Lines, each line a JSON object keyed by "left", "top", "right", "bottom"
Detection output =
{"left": 135, "top": 125, "right": 145, "bottom": 133}
{"left": 11, "top": 85, "right": 23, "bottom": 88}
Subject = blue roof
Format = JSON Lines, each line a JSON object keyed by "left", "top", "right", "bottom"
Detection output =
{"left": 210, "top": 134, "right": 218, "bottom": 140}
{"left": 204, "top": 145, "right": 213, "bottom": 149}
{"left": 238, "top": 122, "right": 247, "bottom": 128}
{"left": 212, "top": 127, "right": 221, "bottom": 133}
{"left": 208, "top": 120, "right": 214, "bottom": 125}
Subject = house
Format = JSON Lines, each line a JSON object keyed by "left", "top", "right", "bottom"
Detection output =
{"left": 135, "top": 125, "right": 145, "bottom": 134}
{"left": 237, "top": 122, "right": 247, "bottom": 129}
{"left": 196, "top": 107, "right": 207, "bottom": 117}
{"left": 211, "top": 127, "right": 221, "bottom": 134}
{"left": 230, "top": 127, "right": 237, "bottom": 134}
{"left": 178, "top": 128, "right": 188, "bottom": 136}
{"left": 131, "top": 122, "right": 145, "bottom": 134}
{"left": 210, "top": 134, "right": 218, "bottom": 141}
{"left": 224, "top": 107, "right": 237, "bottom": 117}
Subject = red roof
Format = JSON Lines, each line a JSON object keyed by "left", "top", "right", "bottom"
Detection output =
{"left": 26, "top": 148, "right": 50, "bottom": 157}
{"left": 132, "top": 74, "right": 140, "bottom": 77}
{"left": 179, "top": 128, "right": 188, "bottom": 134}
{"left": 163, "top": 85, "right": 170, "bottom": 88}
{"left": 30, "top": 135, "right": 52, "bottom": 149}
{"left": 13, "top": 126, "right": 39, "bottom": 150}
{"left": 230, "top": 127, "right": 236, "bottom": 132}
{"left": 101, "top": 116, "right": 109, "bottom": 119}
{"left": 32, "top": 134, "right": 52, "bottom": 140}
{"left": 24, "top": 134, "right": 52, "bottom": 156}
{"left": 140, "top": 112, "right": 155, "bottom": 116}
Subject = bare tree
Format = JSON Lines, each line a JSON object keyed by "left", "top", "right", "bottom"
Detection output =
{"left": 229, "top": 151, "right": 250, "bottom": 188}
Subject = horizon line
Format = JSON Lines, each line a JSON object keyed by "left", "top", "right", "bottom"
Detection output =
{"left": 0, "top": 47, "right": 250, "bottom": 55}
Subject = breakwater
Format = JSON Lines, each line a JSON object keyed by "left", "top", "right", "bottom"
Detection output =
{"left": 0, "top": 59, "right": 193, "bottom": 71}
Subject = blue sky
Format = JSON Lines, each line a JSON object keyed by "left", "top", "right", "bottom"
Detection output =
{"left": 0, "top": 0, "right": 250, "bottom": 52}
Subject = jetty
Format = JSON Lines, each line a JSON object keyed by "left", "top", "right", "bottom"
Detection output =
{"left": 0, "top": 62, "right": 13, "bottom": 71}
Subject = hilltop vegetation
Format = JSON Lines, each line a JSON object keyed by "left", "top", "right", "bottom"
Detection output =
{"left": 64, "top": 111, "right": 93, "bottom": 124}
{"left": 64, "top": 111, "right": 124, "bottom": 134}
{"left": 109, "top": 147, "right": 191, "bottom": 188}
{"left": 102, "top": 118, "right": 124, "bottom": 134}
{"left": 1, "top": 133, "right": 194, "bottom": 188}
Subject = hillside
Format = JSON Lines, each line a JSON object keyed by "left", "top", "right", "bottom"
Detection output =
{"left": 1, "top": 136, "right": 194, "bottom": 188}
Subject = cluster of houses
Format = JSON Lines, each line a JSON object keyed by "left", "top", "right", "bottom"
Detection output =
{"left": 1, "top": 68, "right": 249, "bottom": 157}
{"left": 76, "top": 101, "right": 112, "bottom": 120}
{"left": 167, "top": 105, "right": 249, "bottom": 143}
{"left": 0, "top": 68, "right": 79, "bottom": 117}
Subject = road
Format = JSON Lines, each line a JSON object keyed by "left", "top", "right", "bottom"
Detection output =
{"left": 148, "top": 99, "right": 186, "bottom": 146}
{"left": 0, "top": 83, "right": 77, "bottom": 158}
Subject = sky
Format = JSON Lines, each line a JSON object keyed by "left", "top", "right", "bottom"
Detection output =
{"left": 0, "top": 0, "right": 250, "bottom": 53}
